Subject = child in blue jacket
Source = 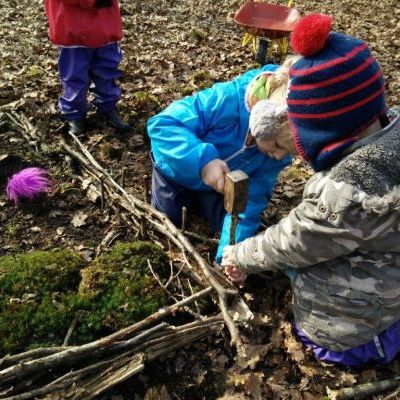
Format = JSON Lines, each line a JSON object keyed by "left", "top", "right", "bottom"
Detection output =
{"left": 147, "top": 63, "right": 293, "bottom": 261}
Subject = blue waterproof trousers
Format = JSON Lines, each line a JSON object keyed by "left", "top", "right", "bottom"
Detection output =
{"left": 151, "top": 164, "right": 226, "bottom": 235}
{"left": 58, "top": 43, "right": 122, "bottom": 120}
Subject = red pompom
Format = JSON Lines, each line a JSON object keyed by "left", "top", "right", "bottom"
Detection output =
{"left": 291, "top": 14, "right": 333, "bottom": 57}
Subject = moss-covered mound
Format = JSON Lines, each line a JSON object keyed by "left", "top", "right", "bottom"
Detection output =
{"left": 77, "top": 242, "right": 169, "bottom": 338}
{"left": 0, "top": 242, "right": 169, "bottom": 355}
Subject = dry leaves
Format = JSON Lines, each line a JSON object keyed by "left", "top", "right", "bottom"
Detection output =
{"left": 227, "top": 372, "right": 265, "bottom": 400}
{"left": 71, "top": 210, "right": 88, "bottom": 227}
{"left": 282, "top": 322, "right": 305, "bottom": 363}
{"left": 144, "top": 385, "right": 172, "bottom": 400}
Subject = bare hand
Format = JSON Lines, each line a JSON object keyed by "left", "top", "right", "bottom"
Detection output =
{"left": 224, "top": 265, "right": 247, "bottom": 282}
{"left": 221, "top": 245, "right": 247, "bottom": 282}
{"left": 201, "top": 159, "right": 230, "bottom": 194}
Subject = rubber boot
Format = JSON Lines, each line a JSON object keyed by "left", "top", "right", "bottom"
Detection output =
{"left": 67, "top": 119, "right": 86, "bottom": 136}
{"left": 102, "top": 111, "right": 131, "bottom": 132}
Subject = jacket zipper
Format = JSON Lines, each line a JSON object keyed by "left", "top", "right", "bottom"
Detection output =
{"left": 223, "top": 128, "right": 254, "bottom": 163}
{"left": 224, "top": 145, "right": 247, "bottom": 162}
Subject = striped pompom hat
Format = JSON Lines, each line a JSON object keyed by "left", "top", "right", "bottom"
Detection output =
{"left": 287, "top": 14, "right": 387, "bottom": 171}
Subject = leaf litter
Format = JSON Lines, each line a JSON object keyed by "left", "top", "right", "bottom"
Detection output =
{"left": 0, "top": 0, "right": 399, "bottom": 398}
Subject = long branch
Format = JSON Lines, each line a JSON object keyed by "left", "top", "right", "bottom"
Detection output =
{"left": 0, "top": 287, "right": 212, "bottom": 385}
{"left": 327, "top": 377, "right": 400, "bottom": 400}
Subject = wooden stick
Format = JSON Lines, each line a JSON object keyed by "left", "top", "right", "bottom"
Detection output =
{"left": 181, "top": 206, "right": 187, "bottom": 234}
{"left": 1, "top": 382, "right": 74, "bottom": 400}
{"left": 0, "top": 288, "right": 213, "bottom": 385}
{"left": 383, "top": 387, "right": 400, "bottom": 400}
{"left": 120, "top": 167, "right": 126, "bottom": 188}
{"left": 62, "top": 314, "right": 80, "bottom": 346}
{"left": 183, "top": 230, "right": 219, "bottom": 244}
{"left": 99, "top": 178, "right": 105, "bottom": 209}
{"left": 0, "top": 347, "right": 73, "bottom": 370}
{"left": 327, "top": 377, "right": 400, "bottom": 400}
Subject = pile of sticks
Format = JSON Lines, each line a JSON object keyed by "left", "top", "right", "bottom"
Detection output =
{"left": 0, "top": 112, "right": 251, "bottom": 398}
{"left": 0, "top": 294, "right": 222, "bottom": 399}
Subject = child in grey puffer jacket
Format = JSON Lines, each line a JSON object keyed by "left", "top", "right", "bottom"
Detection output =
{"left": 222, "top": 13, "right": 400, "bottom": 366}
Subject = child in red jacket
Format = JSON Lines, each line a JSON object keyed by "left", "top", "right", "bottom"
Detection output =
{"left": 45, "top": 0, "right": 130, "bottom": 134}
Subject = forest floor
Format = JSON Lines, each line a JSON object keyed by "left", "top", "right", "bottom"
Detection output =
{"left": 0, "top": 0, "right": 399, "bottom": 398}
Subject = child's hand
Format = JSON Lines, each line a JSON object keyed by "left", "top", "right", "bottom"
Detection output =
{"left": 201, "top": 159, "right": 230, "bottom": 194}
{"left": 221, "top": 245, "right": 247, "bottom": 282}
{"left": 224, "top": 265, "right": 247, "bottom": 283}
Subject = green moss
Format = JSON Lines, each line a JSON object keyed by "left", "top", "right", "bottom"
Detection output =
{"left": 190, "top": 28, "right": 208, "bottom": 42}
{"left": 78, "top": 242, "right": 168, "bottom": 331}
{"left": 99, "top": 143, "right": 124, "bottom": 160}
{"left": 282, "top": 164, "right": 309, "bottom": 182}
{"left": 131, "top": 91, "right": 159, "bottom": 111}
{"left": 190, "top": 70, "right": 214, "bottom": 89}
{"left": 181, "top": 86, "right": 195, "bottom": 96}
{"left": 0, "top": 243, "right": 169, "bottom": 355}
{"left": 0, "top": 249, "right": 84, "bottom": 296}
{"left": 5, "top": 222, "right": 21, "bottom": 238}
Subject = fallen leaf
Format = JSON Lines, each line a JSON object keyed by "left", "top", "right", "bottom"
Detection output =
{"left": 144, "top": 386, "right": 171, "bottom": 400}
{"left": 298, "top": 364, "right": 325, "bottom": 378}
{"left": 216, "top": 354, "right": 230, "bottom": 368}
{"left": 237, "top": 343, "right": 271, "bottom": 370}
{"left": 334, "top": 370, "right": 357, "bottom": 387}
{"left": 71, "top": 211, "right": 88, "bottom": 227}
{"left": 227, "top": 372, "right": 264, "bottom": 400}
{"left": 56, "top": 227, "right": 66, "bottom": 236}
{"left": 282, "top": 322, "right": 305, "bottom": 363}
{"left": 244, "top": 372, "right": 263, "bottom": 400}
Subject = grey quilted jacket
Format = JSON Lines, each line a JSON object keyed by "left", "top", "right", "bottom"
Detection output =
{"left": 230, "top": 109, "right": 400, "bottom": 351}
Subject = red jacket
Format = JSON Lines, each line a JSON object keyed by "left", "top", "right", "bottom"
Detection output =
{"left": 45, "top": 0, "right": 123, "bottom": 48}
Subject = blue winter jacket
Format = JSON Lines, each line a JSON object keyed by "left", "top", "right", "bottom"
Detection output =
{"left": 147, "top": 65, "right": 291, "bottom": 260}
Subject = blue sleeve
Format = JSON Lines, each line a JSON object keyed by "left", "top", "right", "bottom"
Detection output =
{"left": 216, "top": 157, "right": 292, "bottom": 262}
{"left": 147, "top": 83, "right": 239, "bottom": 190}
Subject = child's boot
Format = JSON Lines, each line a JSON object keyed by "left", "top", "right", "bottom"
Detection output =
{"left": 102, "top": 110, "right": 131, "bottom": 132}
{"left": 67, "top": 119, "right": 86, "bottom": 136}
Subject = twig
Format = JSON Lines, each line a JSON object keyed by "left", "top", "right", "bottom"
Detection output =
{"left": 0, "top": 347, "right": 73, "bottom": 370}
{"left": 181, "top": 206, "right": 187, "bottom": 234}
{"left": 143, "top": 174, "right": 149, "bottom": 203}
{"left": 99, "top": 178, "right": 105, "bottom": 209}
{"left": 383, "top": 386, "right": 400, "bottom": 400}
{"left": 1, "top": 382, "right": 74, "bottom": 400}
{"left": 147, "top": 260, "right": 203, "bottom": 320}
{"left": 120, "top": 167, "right": 126, "bottom": 188}
{"left": 62, "top": 313, "right": 80, "bottom": 346}
{"left": 187, "top": 278, "right": 201, "bottom": 315}
{"left": 327, "top": 377, "right": 400, "bottom": 400}
{"left": 184, "top": 230, "right": 219, "bottom": 244}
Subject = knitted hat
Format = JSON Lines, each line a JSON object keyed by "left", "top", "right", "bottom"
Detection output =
{"left": 287, "top": 14, "right": 387, "bottom": 171}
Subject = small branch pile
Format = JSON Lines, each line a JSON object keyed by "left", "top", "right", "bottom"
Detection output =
{"left": 0, "top": 112, "right": 253, "bottom": 397}
{"left": 59, "top": 130, "right": 251, "bottom": 349}
{"left": 0, "top": 289, "right": 222, "bottom": 399}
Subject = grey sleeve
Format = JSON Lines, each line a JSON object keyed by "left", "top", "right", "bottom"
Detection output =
{"left": 231, "top": 192, "right": 364, "bottom": 274}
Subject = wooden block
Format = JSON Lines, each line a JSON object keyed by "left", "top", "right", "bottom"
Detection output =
{"left": 224, "top": 170, "right": 249, "bottom": 214}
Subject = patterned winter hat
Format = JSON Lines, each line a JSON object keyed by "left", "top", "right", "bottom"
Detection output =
{"left": 287, "top": 14, "right": 387, "bottom": 171}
